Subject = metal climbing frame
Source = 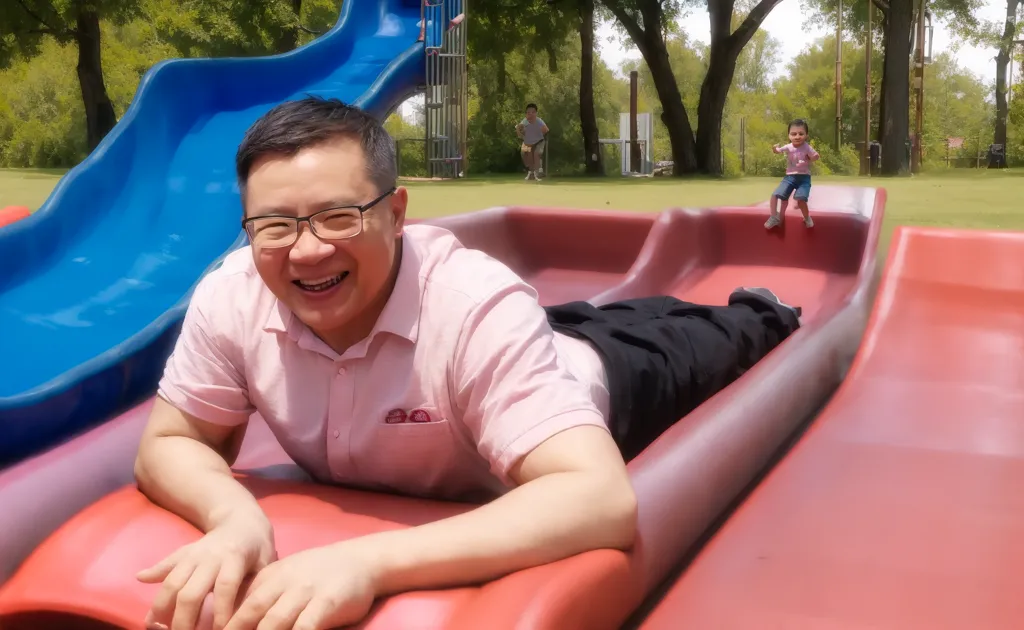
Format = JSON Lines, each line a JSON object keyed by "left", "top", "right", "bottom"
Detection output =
{"left": 423, "top": 0, "right": 468, "bottom": 179}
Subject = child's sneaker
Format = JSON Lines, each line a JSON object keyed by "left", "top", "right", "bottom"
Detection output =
{"left": 764, "top": 215, "right": 782, "bottom": 229}
{"left": 803, "top": 216, "right": 814, "bottom": 228}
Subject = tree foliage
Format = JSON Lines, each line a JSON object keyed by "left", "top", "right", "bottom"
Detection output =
{"left": 0, "top": 0, "right": 1003, "bottom": 178}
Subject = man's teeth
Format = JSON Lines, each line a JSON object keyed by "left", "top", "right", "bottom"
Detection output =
{"left": 295, "top": 274, "right": 345, "bottom": 291}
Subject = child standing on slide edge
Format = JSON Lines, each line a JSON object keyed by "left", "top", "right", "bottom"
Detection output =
{"left": 765, "top": 119, "right": 820, "bottom": 229}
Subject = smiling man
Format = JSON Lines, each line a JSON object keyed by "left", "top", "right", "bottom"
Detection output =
{"left": 133, "top": 97, "right": 801, "bottom": 630}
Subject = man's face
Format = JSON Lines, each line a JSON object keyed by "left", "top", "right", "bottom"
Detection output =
{"left": 244, "top": 137, "right": 407, "bottom": 347}
{"left": 525, "top": 107, "right": 537, "bottom": 122}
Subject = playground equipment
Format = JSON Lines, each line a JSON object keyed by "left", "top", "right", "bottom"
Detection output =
{"left": 0, "top": 206, "right": 30, "bottom": 229}
{"left": 0, "top": 187, "right": 884, "bottom": 628}
{"left": 424, "top": 1, "right": 468, "bottom": 178}
{"left": 0, "top": 0, "right": 468, "bottom": 465}
{"left": 638, "top": 225, "right": 1024, "bottom": 630}
{"left": 600, "top": 113, "right": 654, "bottom": 176}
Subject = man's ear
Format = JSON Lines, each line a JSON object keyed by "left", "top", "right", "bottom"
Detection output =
{"left": 390, "top": 186, "right": 409, "bottom": 236}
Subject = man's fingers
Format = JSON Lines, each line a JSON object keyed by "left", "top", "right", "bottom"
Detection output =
{"left": 223, "top": 582, "right": 283, "bottom": 630}
{"left": 137, "top": 548, "right": 183, "bottom": 583}
{"left": 171, "top": 562, "right": 220, "bottom": 630}
{"left": 291, "top": 596, "right": 337, "bottom": 630}
{"left": 212, "top": 556, "right": 247, "bottom": 630}
{"left": 146, "top": 559, "right": 196, "bottom": 628}
{"left": 254, "top": 588, "right": 311, "bottom": 630}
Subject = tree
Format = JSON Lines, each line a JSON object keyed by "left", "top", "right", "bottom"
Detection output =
{"left": 0, "top": 0, "right": 144, "bottom": 152}
{"left": 994, "top": 0, "right": 1019, "bottom": 154}
{"left": 802, "top": 0, "right": 982, "bottom": 175}
{"left": 145, "top": 0, "right": 340, "bottom": 58}
{"left": 471, "top": 0, "right": 607, "bottom": 174}
{"left": 599, "top": 0, "right": 784, "bottom": 175}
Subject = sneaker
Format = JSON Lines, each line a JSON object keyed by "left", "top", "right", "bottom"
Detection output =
{"left": 737, "top": 287, "right": 803, "bottom": 318}
{"left": 525, "top": 171, "right": 534, "bottom": 180}
{"left": 764, "top": 215, "right": 782, "bottom": 229}
{"left": 803, "top": 216, "right": 814, "bottom": 228}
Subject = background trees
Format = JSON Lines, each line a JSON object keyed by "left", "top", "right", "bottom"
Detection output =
{"left": 0, "top": 0, "right": 1008, "bottom": 175}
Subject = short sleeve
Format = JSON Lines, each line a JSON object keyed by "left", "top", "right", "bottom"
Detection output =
{"left": 157, "top": 274, "right": 255, "bottom": 426}
{"left": 452, "top": 282, "right": 609, "bottom": 485}
{"left": 538, "top": 118, "right": 546, "bottom": 127}
{"left": 807, "top": 144, "right": 820, "bottom": 158}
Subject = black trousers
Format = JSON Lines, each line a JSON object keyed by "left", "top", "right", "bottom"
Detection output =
{"left": 545, "top": 290, "right": 801, "bottom": 460}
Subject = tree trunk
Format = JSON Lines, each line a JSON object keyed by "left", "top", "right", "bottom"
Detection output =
{"left": 546, "top": 40, "right": 558, "bottom": 73}
{"left": 879, "top": 0, "right": 912, "bottom": 175}
{"left": 578, "top": 0, "right": 603, "bottom": 175}
{"left": 694, "top": 0, "right": 781, "bottom": 175}
{"left": 695, "top": 41, "right": 741, "bottom": 175}
{"left": 876, "top": 16, "right": 888, "bottom": 144}
{"left": 648, "top": 41, "right": 699, "bottom": 175}
{"left": 275, "top": 0, "right": 304, "bottom": 53}
{"left": 994, "top": 0, "right": 1019, "bottom": 151}
{"left": 75, "top": 11, "right": 117, "bottom": 153}
{"left": 601, "top": 1, "right": 698, "bottom": 174}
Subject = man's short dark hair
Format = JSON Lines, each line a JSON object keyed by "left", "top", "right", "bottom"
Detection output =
{"left": 236, "top": 96, "right": 397, "bottom": 202}
{"left": 526, "top": 103, "right": 538, "bottom": 112}
{"left": 788, "top": 118, "right": 809, "bottom": 134}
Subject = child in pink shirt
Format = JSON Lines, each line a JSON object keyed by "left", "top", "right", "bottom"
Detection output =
{"left": 765, "top": 119, "right": 820, "bottom": 230}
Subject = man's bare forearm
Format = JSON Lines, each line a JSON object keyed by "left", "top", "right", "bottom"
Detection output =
{"left": 135, "top": 433, "right": 266, "bottom": 532}
{"left": 347, "top": 469, "right": 637, "bottom": 595}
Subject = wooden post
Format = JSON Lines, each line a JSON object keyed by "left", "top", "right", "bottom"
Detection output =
{"left": 629, "top": 70, "right": 640, "bottom": 173}
{"left": 835, "top": 0, "right": 843, "bottom": 150}
{"left": 862, "top": 0, "right": 873, "bottom": 175}
{"left": 912, "top": 0, "right": 927, "bottom": 173}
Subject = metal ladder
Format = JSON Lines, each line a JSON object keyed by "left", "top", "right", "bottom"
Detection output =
{"left": 422, "top": 0, "right": 467, "bottom": 179}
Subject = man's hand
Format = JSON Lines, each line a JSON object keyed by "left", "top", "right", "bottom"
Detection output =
{"left": 138, "top": 510, "right": 277, "bottom": 630}
{"left": 222, "top": 544, "right": 376, "bottom": 630}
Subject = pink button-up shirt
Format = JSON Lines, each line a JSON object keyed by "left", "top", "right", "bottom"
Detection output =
{"left": 158, "top": 225, "right": 610, "bottom": 500}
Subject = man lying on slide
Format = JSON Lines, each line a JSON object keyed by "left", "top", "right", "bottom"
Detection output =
{"left": 134, "top": 97, "right": 801, "bottom": 630}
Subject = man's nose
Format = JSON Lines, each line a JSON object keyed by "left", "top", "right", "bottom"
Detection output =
{"left": 289, "top": 225, "right": 334, "bottom": 263}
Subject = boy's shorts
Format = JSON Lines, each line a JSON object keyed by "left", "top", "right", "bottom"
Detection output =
{"left": 774, "top": 174, "right": 812, "bottom": 201}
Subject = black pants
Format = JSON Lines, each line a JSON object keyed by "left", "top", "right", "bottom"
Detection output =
{"left": 545, "top": 289, "right": 801, "bottom": 460}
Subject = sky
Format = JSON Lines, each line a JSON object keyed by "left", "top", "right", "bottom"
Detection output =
{"left": 596, "top": 0, "right": 1010, "bottom": 83}
{"left": 401, "top": 1, "right": 1008, "bottom": 118}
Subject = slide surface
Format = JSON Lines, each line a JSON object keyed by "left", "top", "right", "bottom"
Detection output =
{"left": 639, "top": 225, "right": 1024, "bottom": 629}
{"left": 0, "top": 0, "right": 431, "bottom": 463}
{"left": 0, "top": 194, "right": 885, "bottom": 629}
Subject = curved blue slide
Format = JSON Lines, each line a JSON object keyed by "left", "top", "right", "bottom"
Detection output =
{"left": 0, "top": 0, "right": 450, "bottom": 464}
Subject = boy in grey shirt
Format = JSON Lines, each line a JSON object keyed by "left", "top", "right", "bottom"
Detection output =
{"left": 516, "top": 103, "right": 549, "bottom": 180}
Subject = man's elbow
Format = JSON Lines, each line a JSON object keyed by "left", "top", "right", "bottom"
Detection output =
{"left": 594, "top": 474, "right": 638, "bottom": 550}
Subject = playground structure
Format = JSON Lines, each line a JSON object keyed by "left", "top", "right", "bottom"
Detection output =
{"left": 1, "top": 1, "right": 1024, "bottom": 628}
{"left": 424, "top": 0, "right": 468, "bottom": 178}
{"left": 0, "top": 186, "right": 887, "bottom": 628}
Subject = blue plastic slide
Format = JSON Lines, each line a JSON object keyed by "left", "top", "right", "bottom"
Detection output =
{"left": 0, "top": 0, "right": 450, "bottom": 463}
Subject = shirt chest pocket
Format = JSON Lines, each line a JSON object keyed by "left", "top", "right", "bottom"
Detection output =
{"left": 351, "top": 406, "right": 462, "bottom": 496}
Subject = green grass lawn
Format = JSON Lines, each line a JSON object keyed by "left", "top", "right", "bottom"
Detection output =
{"left": 4, "top": 167, "right": 1022, "bottom": 256}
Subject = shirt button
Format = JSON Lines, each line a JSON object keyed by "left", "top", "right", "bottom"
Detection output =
{"left": 333, "top": 430, "right": 340, "bottom": 438}
{"left": 338, "top": 366, "right": 347, "bottom": 375}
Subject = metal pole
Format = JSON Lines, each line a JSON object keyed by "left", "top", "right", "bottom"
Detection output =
{"left": 629, "top": 70, "right": 640, "bottom": 173}
{"left": 835, "top": 0, "right": 843, "bottom": 150}
{"left": 862, "top": 0, "right": 873, "bottom": 175}
{"left": 912, "top": 0, "right": 926, "bottom": 173}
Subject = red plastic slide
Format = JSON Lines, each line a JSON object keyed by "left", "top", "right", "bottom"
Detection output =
{"left": 638, "top": 225, "right": 1024, "bottom": 629}
{"left": 0, "top": 189, "right": 884, "bottom": 629}
{"left": 0, "top": 206, "right": 30, "bottom": 229}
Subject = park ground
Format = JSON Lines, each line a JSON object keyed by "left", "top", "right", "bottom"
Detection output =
{"left": 3, "top": 168, "right": 1023, "bottom": 256}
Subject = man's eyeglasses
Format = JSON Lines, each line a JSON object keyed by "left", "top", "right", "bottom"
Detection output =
{"left": 242, "top": 187, "right": 396, "bottom": 248}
